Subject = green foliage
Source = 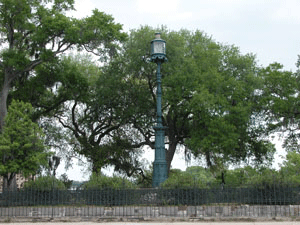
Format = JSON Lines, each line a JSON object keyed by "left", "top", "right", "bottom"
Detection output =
{"left": 40, "top": 54, "right": 144, "bottom": 175}
{"left": 24, "top": 175, "right": 66, "bottom": 191}
{"left": 222, "top": 166, "right": 280, "bottom": 187}
{"left": 260, "top": 62, "right": 300, "bottom": 151}
{"left": 0, "top": 0, "right": 127, "bottom": 182}
{"left": 222, "top": 166, "right": 257, "bottom": 186}
{"left": 59, "top": 173, "right": 73, "bottom": 189}
{"left": 161, "top": 169, "right": 195, "bottom": 189}
{"left": 0, "top": 100, "right": 50, "bottom": 190}
{"left": 161, "top": 164, "right": 300, "bottom": 189}
{"left": 184, "top": 42, "right": 275, "bottom": 169}
{"left": 104, "top": 26, "right": 275, "bottom": 175}
{"left": 134, "top": 168, "right": 152, "bottom": 188}
{"left": 161, "top": 167, "right": 216, "bottom": 189}
{"left": 83, "top": 173, "right": 137, "bottom": 190}
{"left": 0, "top": 0, "right": 127, "bottom": 150}
{"left": 279, "top": 151, "right": 300, "bottom": 184}
{"left": 186, "top": 166, "right": 216, "bottom": 183}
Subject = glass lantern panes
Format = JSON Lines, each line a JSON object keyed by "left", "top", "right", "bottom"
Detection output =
{"left": 151, "top": 33, "right": 166, "bottom": 56}
{"left": 153, "top": 41, "right": 165, "bottom": 54}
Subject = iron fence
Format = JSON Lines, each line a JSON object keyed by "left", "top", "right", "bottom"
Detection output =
{"left": 0, "top": 183, "right": 300, "bottom": 218}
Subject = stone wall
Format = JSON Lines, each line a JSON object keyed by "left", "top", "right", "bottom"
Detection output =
{"left": 0, "top": 205, "right": 300, "bottom": 218}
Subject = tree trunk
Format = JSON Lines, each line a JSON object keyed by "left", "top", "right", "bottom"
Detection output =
{"left": 0, "top": 81, "right": 9, "bottom": 133}
{"left": 2, "top": 173, "right": 17, "bottom": 192}
{"left": 1, "top": 70, "right": 18, "bottom": 192}
{"left": 91, "top": 160, "right": 102, "bottom": 175}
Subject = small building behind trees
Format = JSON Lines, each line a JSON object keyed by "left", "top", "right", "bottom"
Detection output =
{"left": 0, "top": 174, "right": 34, "bottom": 192}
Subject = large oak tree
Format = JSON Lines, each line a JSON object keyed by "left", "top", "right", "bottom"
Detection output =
{"left": 103, "top": 26, "right": 275, "bottom": 175}
{"left": 0, "top": 0, "right": 126, "bottom": 132}
{"left": 47, "top": 54, "right": 145, "bottom": 175}
{"left": 260, "top": 60, "right": 300, "bottom": 151}
{"left": 0, "top": 0, "right": 126, "bottom": 189}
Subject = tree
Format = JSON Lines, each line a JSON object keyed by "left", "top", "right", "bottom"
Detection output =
{"left": 260, "top": 62, "right": 300, "bottom": 151}
{"left": 134, "top": 167, "right": 152, "bottom": 188}
{"left": 0, "top": 0, "right": 126, "bottom": 133}
{"left": 161, "top": 167, "right": 217, "bottom": 189}
{"left": 279, "top": 151, "right": 300, "bottom": 184}
{"left": 103, "top": 26, "right": 275, "bottom": 175}
{"left": 45, "top": 54, "right": 144, "bottom": 175}
{"left": 59, "top": 173, "right": 73, "bottom": 189}
{"left": 83, "top": 173, "right": 136, "bottom": 190}
{"left": 24, "top": 175, "right": 66, "bottom": 191}
{"left": 0, "top": 100, "right": 50, "bottom": 191}
{"left": 181, "top": 42, "right": 276, "bottom": 170}
{"left": 0, "top": 0, "right": 126, "bottom": 185}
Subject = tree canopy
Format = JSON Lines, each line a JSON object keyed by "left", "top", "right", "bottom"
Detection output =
{"left": 0, "top": 100, "right": 49, "bottom": 191}
{"left": 260, "top": 61, "right": 300, "bottom": 151}
{"left": 0, "top": 0, "right": 126, "bottom": 190}
{"left": 102, "top": 26, "right": 276, "bottom": 174}
{"left": 1, "top": 0, "right": 297, "bottom": 183}
{"left": 0, "top": 0, "right": 127, "bottom": 132}
{"left": 32, "top": 54, "right": 145, "bottom": 177}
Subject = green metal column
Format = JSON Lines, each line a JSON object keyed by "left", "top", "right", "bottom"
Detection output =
{"left": 149, "top": 32, "right": 168, "bottom": 187}
{"left": 152, "top": 60, "right": 168, "bottom": 187}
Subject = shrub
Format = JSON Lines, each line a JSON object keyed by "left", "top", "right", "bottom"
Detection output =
{"left": 134, "top": 168, "right": 152, "bottom": 188}
{"left": 161, "top": 168, "right": 217, "bottom": 189}
{"left": 24, "top": 175, "right": 66, "bottom": 191}
{"left": 83, "top": 173, "right": 137, "bottom": 189}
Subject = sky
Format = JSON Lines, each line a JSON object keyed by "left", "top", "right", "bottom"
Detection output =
{"left": 57, "top": 0, "right": 300, "bottom": 181}
{"left": 70, "top": 0, "right": 300, "bottom": 71}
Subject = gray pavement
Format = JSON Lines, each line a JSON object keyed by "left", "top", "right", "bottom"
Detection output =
{"left": 2, "top": 222, "right": 300, "bottom": 225}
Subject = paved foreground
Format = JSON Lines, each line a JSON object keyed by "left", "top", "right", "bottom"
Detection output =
{"left": 2, "top": 205, "right": 300, "bottom": 217}
{"left": 1, "top": 222, "right": 300, "bottom": 225}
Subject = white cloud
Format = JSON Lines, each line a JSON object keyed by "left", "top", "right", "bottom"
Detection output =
{"left": 272, "top": 0, "right": 300, "bottom": 23}
{"left": 135, "top": 0, "right": 193, "bottom": 24}
{"left": 68, "top": 0, "right": 95, "bottom": 18}
{"left": 136, "top": 0, "right": 180, "bottom": 14}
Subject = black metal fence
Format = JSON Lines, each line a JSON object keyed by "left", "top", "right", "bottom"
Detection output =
{"left": 1, "top": 184, "right": 300, "bottom": 206}
{"left": 1, "top": 184, "right": 300, "bottom": 218}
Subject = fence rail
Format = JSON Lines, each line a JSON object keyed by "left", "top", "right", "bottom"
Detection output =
{"left": 1, "top": 184, "right": 300, "bottom": 218}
